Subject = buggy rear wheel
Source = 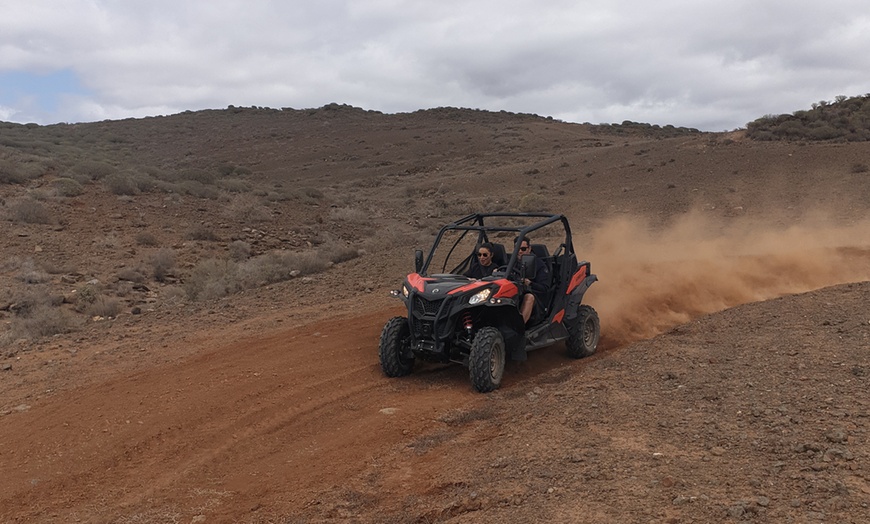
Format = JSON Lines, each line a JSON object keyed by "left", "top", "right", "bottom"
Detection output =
{"left": 469, "top": 327, "right": 505, "bottom": 392}
{"left": 566, "top": 305, "right": 600, "bottom": 358}
{"left": 379, "top": 317, "right": 414, "bottom": 377}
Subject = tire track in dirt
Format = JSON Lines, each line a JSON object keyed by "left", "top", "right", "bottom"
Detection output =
{"left": 0, "top": 309, "right": 490, "bottom": 521}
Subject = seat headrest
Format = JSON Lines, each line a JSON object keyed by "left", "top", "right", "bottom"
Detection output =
{"left": 531, "top": 244, "right": 550, "bottom": 259}
{"left": 489, "top": 243, "right": 507, "bottom": 266}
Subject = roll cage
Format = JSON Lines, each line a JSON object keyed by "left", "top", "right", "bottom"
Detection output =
{"left": 417, "top": 212, "right": 575, "bottom": 278}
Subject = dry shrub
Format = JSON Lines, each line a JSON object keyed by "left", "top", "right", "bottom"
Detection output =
{"left": 135, "top": 231, "right": 159, "bottom": 247}
{"left": 0, "top": 159, "right": 29, "bottom": 184}
{"left": 8, "top": 304, "right": 76, "bottom": 340}
{"left": 52, "top": 177, "right": 84, "bottom": 197}
{"left": 184, "top": 244, "right": 360, "bottom": 301}
{"left": 178, "top": 180, "right": 220, "bottom": 199}
{"left": 328, "top": 207, "right": 368, "bottom": 222}
{"left": 179, "top": 168, "right": 216, "bottom": 185}
{"left": 86, "top": 297, "right": 121, "bottom": 318}
{"left": 161, "top": 286, "right": 186, "bottom": 304}
{"left": 71, "top": 160, "right": 115, "bottom": 181}
{"left": 5, "top": 287, "right": 63, "bottom": 317}
{"left": 185, "top": 225, "right": 220, "bottom": 241}
{"left": 73, "top": 283, "right": 100, "bottom": 312}
{"left": 517, "top": 193, "right": 549, "bottom": 212}
{"left": 150, "top": 249, "right": 176, "bottom": 282}
{"left": 16, "top": 259, "right": 50, "bottom": 284}
{"left": 117, "top": 267, "right": 145, "bottom": 283}
{"left": 184, "top": 258, "right": 240, "bottom": 300}
{"left": 228, "top": 240, "right": 251, "bottom": 261}
{"left": 8, "top": 198, "right": 54, "bottom": 224}
{"left": 216, "top": 178, "right": 250, "bottom": 193}
{"left": 115, "top": 281, "right": 133, "bottom": 297}
{"left": 225, "top": 194, "right": 271, "bottom": 222}
{"left": 28, "top": 188, "right": 51, "bottom": 201}
{"left": 104, "top": 172, "right": 139, "bottom": 195}
{"left": 321, "top": 243, "right": 362, "bottom": 264}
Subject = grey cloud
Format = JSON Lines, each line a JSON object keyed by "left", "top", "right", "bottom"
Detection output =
{"left": 2, "top": 0, "right": 870, "bottom": 129}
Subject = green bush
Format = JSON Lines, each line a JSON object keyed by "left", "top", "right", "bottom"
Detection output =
{"left": 747, "top": 94, "right": 870, "bottom": 141}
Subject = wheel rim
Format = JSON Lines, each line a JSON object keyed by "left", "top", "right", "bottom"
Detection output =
{"left": 582, "top": 317, "right": 596, "bottom": 346}
{"left": 490, "top": 341, "right": 505, "bottom": 380}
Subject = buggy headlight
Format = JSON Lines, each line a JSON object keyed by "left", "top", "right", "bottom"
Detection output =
{"left": 402, "top": 285, "right": 409, "bottom": 297}
{"left": 468, "top": 288, "right": 492, "bottom": 305}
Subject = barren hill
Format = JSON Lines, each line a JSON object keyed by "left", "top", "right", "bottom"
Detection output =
{"left": 1, "top": 107, "right": 869, "bottom": 522}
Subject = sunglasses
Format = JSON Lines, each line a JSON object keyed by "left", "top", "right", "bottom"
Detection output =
{"left": 519, "top": 245, "right": 530, "bottom": 252}
{"left": 477, "top": 252, "right": 491, "bottom": 258}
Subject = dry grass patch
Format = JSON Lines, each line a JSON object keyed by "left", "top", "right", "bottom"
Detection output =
{"left": 86, "top": 296, "right": 122, "bottom": 318}
{"left": 224, "top": 194, "right": 271, "bottom": 222}
{"left": 70, "top": 160, "right": 116, "bottom": 181}
{"left": 149, "top": 248, "right": 176, "bottom": 282}
{"left": 5, "top": 305, "right": 76, "bottom": 341}
{"left": 184, "top": 243, "right": 361, "bottom": 301}
{"left": 185, "top": 225, "right": 220, "bottom": 241}
{"left": 6, "top": 197, "right": 55, "bottom": 224}
{"left": 51, "top": 177, "right": 85, "bottom": 197}
{"left": 134, "top": 231, "right": 159, "bottom": 247}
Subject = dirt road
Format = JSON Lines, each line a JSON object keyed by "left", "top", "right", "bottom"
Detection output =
{"left": 1, "top": 306, "right": 550, "bottom": 522}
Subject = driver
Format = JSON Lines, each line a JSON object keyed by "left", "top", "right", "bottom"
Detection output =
{"left": 464, "top": 242, "right": 496, "bottom": 279}
{"left": 517, "top": 237, "right": 549, "bottom": 325}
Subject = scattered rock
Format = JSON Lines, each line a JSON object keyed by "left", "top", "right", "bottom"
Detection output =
{"left": 826, "top": 428, "right": 848, "bottom": 443}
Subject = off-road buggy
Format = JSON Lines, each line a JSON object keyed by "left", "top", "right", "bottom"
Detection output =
{"left": 378, "top": 213, "right": 599, "bottom": 392}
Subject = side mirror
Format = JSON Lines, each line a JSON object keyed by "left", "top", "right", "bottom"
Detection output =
{"left": 521, "top": 254, "right": 537, "bottom": 279}
{"left": 414, "top": 249, "right": 424, "bottom": 274}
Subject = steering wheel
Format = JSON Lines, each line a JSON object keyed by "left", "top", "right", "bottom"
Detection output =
{"left": 493, "top": 264, "right": 523, "bottom": 280}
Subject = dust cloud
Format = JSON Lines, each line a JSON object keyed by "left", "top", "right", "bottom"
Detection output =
{"left": 580, "top": 211, "right": 870, "bottom": 347}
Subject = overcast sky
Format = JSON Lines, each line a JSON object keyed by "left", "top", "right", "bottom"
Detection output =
{"left": 1, "top": 1, "right": 868, "bottom": 131}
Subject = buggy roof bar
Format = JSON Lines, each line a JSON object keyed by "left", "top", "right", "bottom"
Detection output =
{"left": 422, "top": 213, "right": 575, "bottom": 275}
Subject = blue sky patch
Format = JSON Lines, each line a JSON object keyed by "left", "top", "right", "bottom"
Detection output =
{"left": 0, "top": 69, "right": 91, "bottom": 114}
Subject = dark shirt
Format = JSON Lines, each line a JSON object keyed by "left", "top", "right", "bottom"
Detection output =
{"left": 464, "top": 262, "right": 495, "bottom": 279}
{"left": 525, "top": 257, "right": 549, "bottom": 297}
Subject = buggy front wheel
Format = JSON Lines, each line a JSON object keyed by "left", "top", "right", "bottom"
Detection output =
{"left": 469, "top": 327, "right": 506, "bottom": 393}
{"left": 379, "top": 317, "right": 414, "bottom": 377}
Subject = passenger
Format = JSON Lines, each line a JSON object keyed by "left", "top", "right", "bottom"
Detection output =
{"left": 516, "top": 237, "right": 549, "bottom": 324}
{"left": 464, "top": 242, "right": 497, "bottom": 279}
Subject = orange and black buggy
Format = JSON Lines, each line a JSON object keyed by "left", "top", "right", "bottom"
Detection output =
{"left": 379, "top": 213, "right": 599, "bottom": 392}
